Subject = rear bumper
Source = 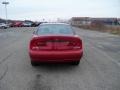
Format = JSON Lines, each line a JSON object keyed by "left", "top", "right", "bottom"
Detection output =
{"left": 29, "top": 50, "right": 83, "bottom": 62}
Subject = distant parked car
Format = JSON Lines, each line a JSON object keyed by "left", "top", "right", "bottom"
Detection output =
{"left": 31, "top": 22, "right": 38, "bottom": 27}
{"left": 118, "top": 21, "right": 120, "bottom": 25}
{"left": 0, "top": 23, "right": 8, "bottom": 29}
{"left": 9, "top": 22, "right": 14, "bottom": 27}
{"left": 31, "top": 22, "right": 41, "bottom": 27}
{"left": 22, "top": 22, "right": 32, "bottom": 27}
{"left": 15, "top": 22, "right": 23, "bottom": 27}
{"left": 11, "top": 22, "right": 23, "bottom": 27}
{"left": 7, "top": 22, "right": 13, "bottom": 27}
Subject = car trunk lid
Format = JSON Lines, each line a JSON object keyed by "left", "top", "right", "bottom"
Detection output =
{"left": 30, "top": 35, "right": 82, "bottom": 51}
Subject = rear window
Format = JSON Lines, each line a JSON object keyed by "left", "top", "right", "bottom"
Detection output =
{"left": 37, "top": 24, "right": 74, "bottom": 35}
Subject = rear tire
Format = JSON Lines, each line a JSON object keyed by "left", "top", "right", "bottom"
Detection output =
{"left": 71, "top": 61, "right": 80, "bottom": 65}
{"left": 31, "top": 61, "right": 38, "bottom": 66}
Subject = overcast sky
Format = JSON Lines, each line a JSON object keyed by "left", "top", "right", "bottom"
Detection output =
{"left": 0, "top": 0, "right": 120, "bottom": 21}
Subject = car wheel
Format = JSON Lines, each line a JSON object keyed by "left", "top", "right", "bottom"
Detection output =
{"left": 71, "top": 60, "right": 80, "bottom": 65}
{"left": 31, "top": 61, "right": 38, "bottom": 66}
{"left": 4, "top": 27, "right": 7, "bottom": 29}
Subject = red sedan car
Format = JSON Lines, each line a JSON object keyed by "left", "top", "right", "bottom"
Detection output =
{"left": 29, "top": 23, "right": 83, "bottom": 66}
{"left": 10, "top": 21, "right": 23, "bottom": 27}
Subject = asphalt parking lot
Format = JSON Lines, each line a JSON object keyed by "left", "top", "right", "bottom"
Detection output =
{"left": 0, "top": 27, "right": 120, "bottom": 90}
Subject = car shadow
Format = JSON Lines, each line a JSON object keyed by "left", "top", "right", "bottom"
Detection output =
{"left": 32, "top": 63, "right": 79, "bottom": 73}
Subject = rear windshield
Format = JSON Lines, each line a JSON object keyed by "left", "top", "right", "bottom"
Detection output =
{"left": 37, "top": 24, "right": 74, "bottom": 35}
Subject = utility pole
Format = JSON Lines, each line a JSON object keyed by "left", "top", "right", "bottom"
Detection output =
{"left": 2, "top": 1, "right": 9, "bottom": 24}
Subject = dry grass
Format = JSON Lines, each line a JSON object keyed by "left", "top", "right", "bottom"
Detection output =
{"left": 74, "top": 24, "right": 120, "bottom": 35}
{"left": 105, "top": 25, "right": 120, "bottom": 35}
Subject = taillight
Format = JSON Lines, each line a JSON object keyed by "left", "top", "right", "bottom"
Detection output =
{"left": 68, "top": 40, "right": 82, "bottom": 50}
{"left": 30, "top": 40, "right": 46, "bottom": 50}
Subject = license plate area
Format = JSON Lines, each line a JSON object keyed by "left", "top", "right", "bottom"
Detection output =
{"left": 53, "top": 40, "right": 71, "bottom": 50}
{"left": 38, "top": 40, "right": 53, "bottom": 50}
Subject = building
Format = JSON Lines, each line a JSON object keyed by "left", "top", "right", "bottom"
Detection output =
{"left": 70, "top": 17, "right": 91, "bottom": 26}
{"left": 70, "top": 17, "right": 120, "bottom": 26}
